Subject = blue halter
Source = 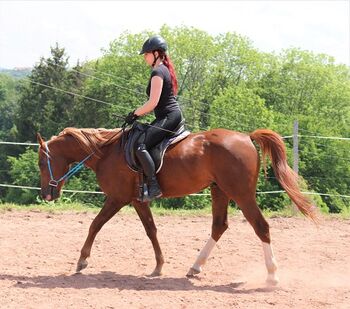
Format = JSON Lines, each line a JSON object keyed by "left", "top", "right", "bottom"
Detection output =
{"left": 45, "top": 143, "right": 94, "bottom": 187}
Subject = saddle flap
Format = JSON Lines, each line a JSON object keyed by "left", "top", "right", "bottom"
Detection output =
{"left": 124, "top": 121, "right": 190, "bottom": 173}
{"left": 124, "top": 123, "right": 148, "bottom": 172}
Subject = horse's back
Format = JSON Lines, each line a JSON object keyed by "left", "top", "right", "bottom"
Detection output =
{"left": 170, "top": 128, "right": 255, "bottom": 157}
{"left": 156, "top": 128, "right": 259, "bottom": 198}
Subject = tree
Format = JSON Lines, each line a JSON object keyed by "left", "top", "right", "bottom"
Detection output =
{"left": 15, "top": 44, "right": 84, "bottom": 142}
{"left": 0, "top": 74, "right": 19, "bottom": 140}
{"left": 0, "top": 74, "right": 21, "bottom": 199}
{"left": 257, "top": 48, "right": 350, "bottom": 212}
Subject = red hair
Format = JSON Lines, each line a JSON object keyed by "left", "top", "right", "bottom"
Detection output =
{"left": 158, "top": 51, "right": 178, "bottom": 96}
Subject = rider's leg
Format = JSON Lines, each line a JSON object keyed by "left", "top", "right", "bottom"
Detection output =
{"left": 136, "top": 110, "right": 183, "bottom": 201}
{"left": 135, "top": 143, "right": 162, "bottom": 200}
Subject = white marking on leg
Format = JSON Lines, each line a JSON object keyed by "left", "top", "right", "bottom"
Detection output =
{"left": 191, "top": 237, "right": 216, "bottom": 273}
{"left": 262, "top": 242, "right": 279, "bottom": 285}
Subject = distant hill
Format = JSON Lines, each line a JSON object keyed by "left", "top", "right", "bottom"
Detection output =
{"left": 0, "top": 67, "right": 32, "bottom": 79}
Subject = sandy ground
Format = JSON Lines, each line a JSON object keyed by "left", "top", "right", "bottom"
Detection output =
{"left": 0, "top": 209, "right": 349, "bottom": 309}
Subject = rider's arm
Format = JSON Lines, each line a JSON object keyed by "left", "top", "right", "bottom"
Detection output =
{"left": 134, "top": 76, "right": 163, "bottom": 116}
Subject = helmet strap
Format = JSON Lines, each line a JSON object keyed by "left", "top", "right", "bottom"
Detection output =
{"left": 152, "top": 51, "right": 159, "bottom": 67}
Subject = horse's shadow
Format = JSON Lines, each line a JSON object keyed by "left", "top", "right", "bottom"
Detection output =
{"left": 0, "top": 272, "right": 278, "bottom": 294}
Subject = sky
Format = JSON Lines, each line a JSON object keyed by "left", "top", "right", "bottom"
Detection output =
{"left": 0, "top": 0, "right": 349, "bottom": 68}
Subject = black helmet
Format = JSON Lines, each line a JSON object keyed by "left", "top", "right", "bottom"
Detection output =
{"left": 139, "top": 35, "right": 168, "bottom": 55}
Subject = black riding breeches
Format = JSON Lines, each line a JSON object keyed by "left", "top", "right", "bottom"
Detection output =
{"left": 137, "top": 109, "right": 183, "bottom": 150}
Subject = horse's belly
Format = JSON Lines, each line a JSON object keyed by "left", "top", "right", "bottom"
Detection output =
{"left": 157, "top": 155, "right": 212, "bottom": 197}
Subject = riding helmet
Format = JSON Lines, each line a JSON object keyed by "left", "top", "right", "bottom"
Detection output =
{"left": 139, "top": 35, "right": 168, "bottom": 55}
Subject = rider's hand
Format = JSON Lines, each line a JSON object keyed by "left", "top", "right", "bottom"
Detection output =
{"left": 124, "top": 111, "right": 139, "bottom": 125}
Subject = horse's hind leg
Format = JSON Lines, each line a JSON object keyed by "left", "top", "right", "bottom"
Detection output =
{"left": 237, "top": 196, "right": 279, "bottom": 285}
{"left": 76, "top": 197, "right": 124, "bottom": 273}
{"left": 132, "top": 200, "right": 164, "bottom": 277}
{"left": 187, "top": 183, "right": 229, "bottom": 277}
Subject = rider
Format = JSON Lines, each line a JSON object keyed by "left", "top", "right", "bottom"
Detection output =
{"left": 124, "top": 35, "right": 183, "bottom": 201}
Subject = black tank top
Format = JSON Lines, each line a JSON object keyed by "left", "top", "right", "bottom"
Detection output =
{"left": 146, "top": 64, "right": 179, "bottom": 119}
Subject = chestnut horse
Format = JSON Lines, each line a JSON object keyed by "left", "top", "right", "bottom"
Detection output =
{"left": 37, "top": 127, "right": 317, "bottom": 285}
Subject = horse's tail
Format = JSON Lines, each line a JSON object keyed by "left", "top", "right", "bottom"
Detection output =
{"left": 250, "top": 129, "right": 318, "bottom": 223}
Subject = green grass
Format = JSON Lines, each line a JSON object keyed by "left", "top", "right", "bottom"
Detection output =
{"left": 0, "top": 202, "right": 99, "bottom": 214}
{"left": 0, "top": 202, "right": 236, "bottom": 216}
{"left": 0, "top": 202, "right": 348, "bottom": 219}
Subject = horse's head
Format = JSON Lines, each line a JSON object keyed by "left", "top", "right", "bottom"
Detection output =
{"left": 37, "top": 133, "right": 70, "bottom": 201}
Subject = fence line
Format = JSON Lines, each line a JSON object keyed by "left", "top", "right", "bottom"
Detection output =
{"left": 0, "top": 183, "right": 104, "bottom": 195}
{"left": 299, "top": 135, "right": 350, "bottom": 141}
{"left": 0, "top": 141, "right": 39, "bottom": 146}
{"left": 1, "top": 183, "right": 349, "bottom": 199}
{"left": 1, "top": 133, "right": 349, "bottom": 147}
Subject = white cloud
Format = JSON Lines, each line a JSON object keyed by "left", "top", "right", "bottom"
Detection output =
{"left": 0, "top": 0, "right": 348, "bottom": 68}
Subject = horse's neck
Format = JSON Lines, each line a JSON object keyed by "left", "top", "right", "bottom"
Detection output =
{"left": 51, "top": 135, "right": 99, "bottom": 171}
{"left": 52, "top": 131, "right": 123, "bottom": 172}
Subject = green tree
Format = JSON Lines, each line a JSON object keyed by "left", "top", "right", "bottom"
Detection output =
{"left": 0, "top": 74, "right": 21, "bottom": 198}
{"left": 210, "top": 84, "right": 274, "bottom": 132}
{"left": 15, "top": 44, "right": 84, "bottom": 142}
{"left": 0, "top": 74, "right": 20, "bottom": 140}
{"left": 257, "top": 48, "right": 350, "bottom": 212}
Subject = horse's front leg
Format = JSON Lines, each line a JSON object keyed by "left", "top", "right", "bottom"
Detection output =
{"left": 132, "top": 200, "right": 164, "bottom": 276}
{"left": 76, "top": 197, "right": 124, "bottom": 272}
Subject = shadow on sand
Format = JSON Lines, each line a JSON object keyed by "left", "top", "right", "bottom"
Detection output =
{"left": 0, "top": 272, "right": 279, "bottom": 294}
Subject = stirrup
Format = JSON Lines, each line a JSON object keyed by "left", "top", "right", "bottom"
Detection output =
{"left": 141, "top": 189, "right": 162, "bottom": 202}
{"left": 137, "top": 187, "right": 162, "bottom": 202}
{"left": 137, "top": 172, "right": 148, "bottom": 202}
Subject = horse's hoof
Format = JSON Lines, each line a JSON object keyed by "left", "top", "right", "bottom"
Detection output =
{"left": 186, "top": 267, "right": 201, "bottom": 277}
{"left": 76, "top": 259, "right": 88, "bottom": 273}
{"left": 266, "top": 274, "right": 279, "bottom": 286}
{"left": 148, "top": 269, "right": 162, "bottom": 277}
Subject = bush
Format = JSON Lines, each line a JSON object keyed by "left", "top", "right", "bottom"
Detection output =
{"left": 6, "top": 148, "right": 40, "bottom": 204}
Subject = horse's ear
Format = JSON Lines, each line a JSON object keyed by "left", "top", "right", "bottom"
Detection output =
{"left": 37, "top": 132, "right": 45, "bottom": 147}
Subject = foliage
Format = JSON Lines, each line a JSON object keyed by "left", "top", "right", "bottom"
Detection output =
{"left": 153, "top": 188, "right": 212, "bottom": 210}
{"left": 15, "top": 44, "right": 85, "bottom": 142}
{"left": 209, "top": 84, "right": 274, "bottom": 132}
{"left": 0, "top": 73, "right": 21, "bottom": 197}
{"left": 6, "top": 148, "right": 39, "bottom": 204}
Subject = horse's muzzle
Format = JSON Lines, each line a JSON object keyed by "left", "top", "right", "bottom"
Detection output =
{"left": 41, "top": 186, "right": 60, "bottom": 201}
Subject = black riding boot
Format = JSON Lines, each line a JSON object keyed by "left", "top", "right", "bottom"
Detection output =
{"left": 136, "top": 144, "right": 162, "bottom": 201}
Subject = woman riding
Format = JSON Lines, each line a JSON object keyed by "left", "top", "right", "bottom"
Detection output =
{"left": 124, "top": 35, "right": 183, "bottom": 201}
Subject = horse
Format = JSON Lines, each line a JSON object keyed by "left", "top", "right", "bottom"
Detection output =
{"left": 36, "top": 126, "right": 318, "bottom": 285}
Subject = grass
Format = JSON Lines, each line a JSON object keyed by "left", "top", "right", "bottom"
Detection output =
{"left": 0, "top": 202, "right": 98, "bottom": 214}
{"left": 0, "top": 202, "right": 228, "bottom": 216}
{"left": 0, "top": 202, "right": 348, "bottom": 219}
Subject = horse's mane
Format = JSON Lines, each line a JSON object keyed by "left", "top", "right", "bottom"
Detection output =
{"left": 57, "top": 127, "right": 123, "bottom": 158}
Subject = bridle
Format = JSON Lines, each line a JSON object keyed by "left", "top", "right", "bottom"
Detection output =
{"left": 43, "top": 143, "right": 94, "bottom": 188}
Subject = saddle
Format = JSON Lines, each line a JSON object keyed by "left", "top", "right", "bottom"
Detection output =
{"left": 124, "top": 119, "right": 190, "bottom": 173}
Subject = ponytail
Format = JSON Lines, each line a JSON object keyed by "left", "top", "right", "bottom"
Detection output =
{"left": 158, "top": 51, "right": 178, "bottom": 96}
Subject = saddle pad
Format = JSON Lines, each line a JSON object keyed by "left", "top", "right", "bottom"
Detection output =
{"left": 153, "top": 130, "right": 191, "bottom": 173}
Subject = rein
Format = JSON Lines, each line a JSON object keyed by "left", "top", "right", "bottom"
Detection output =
{"left": 44, "top": 143, "right": 94, "bottom": 188}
